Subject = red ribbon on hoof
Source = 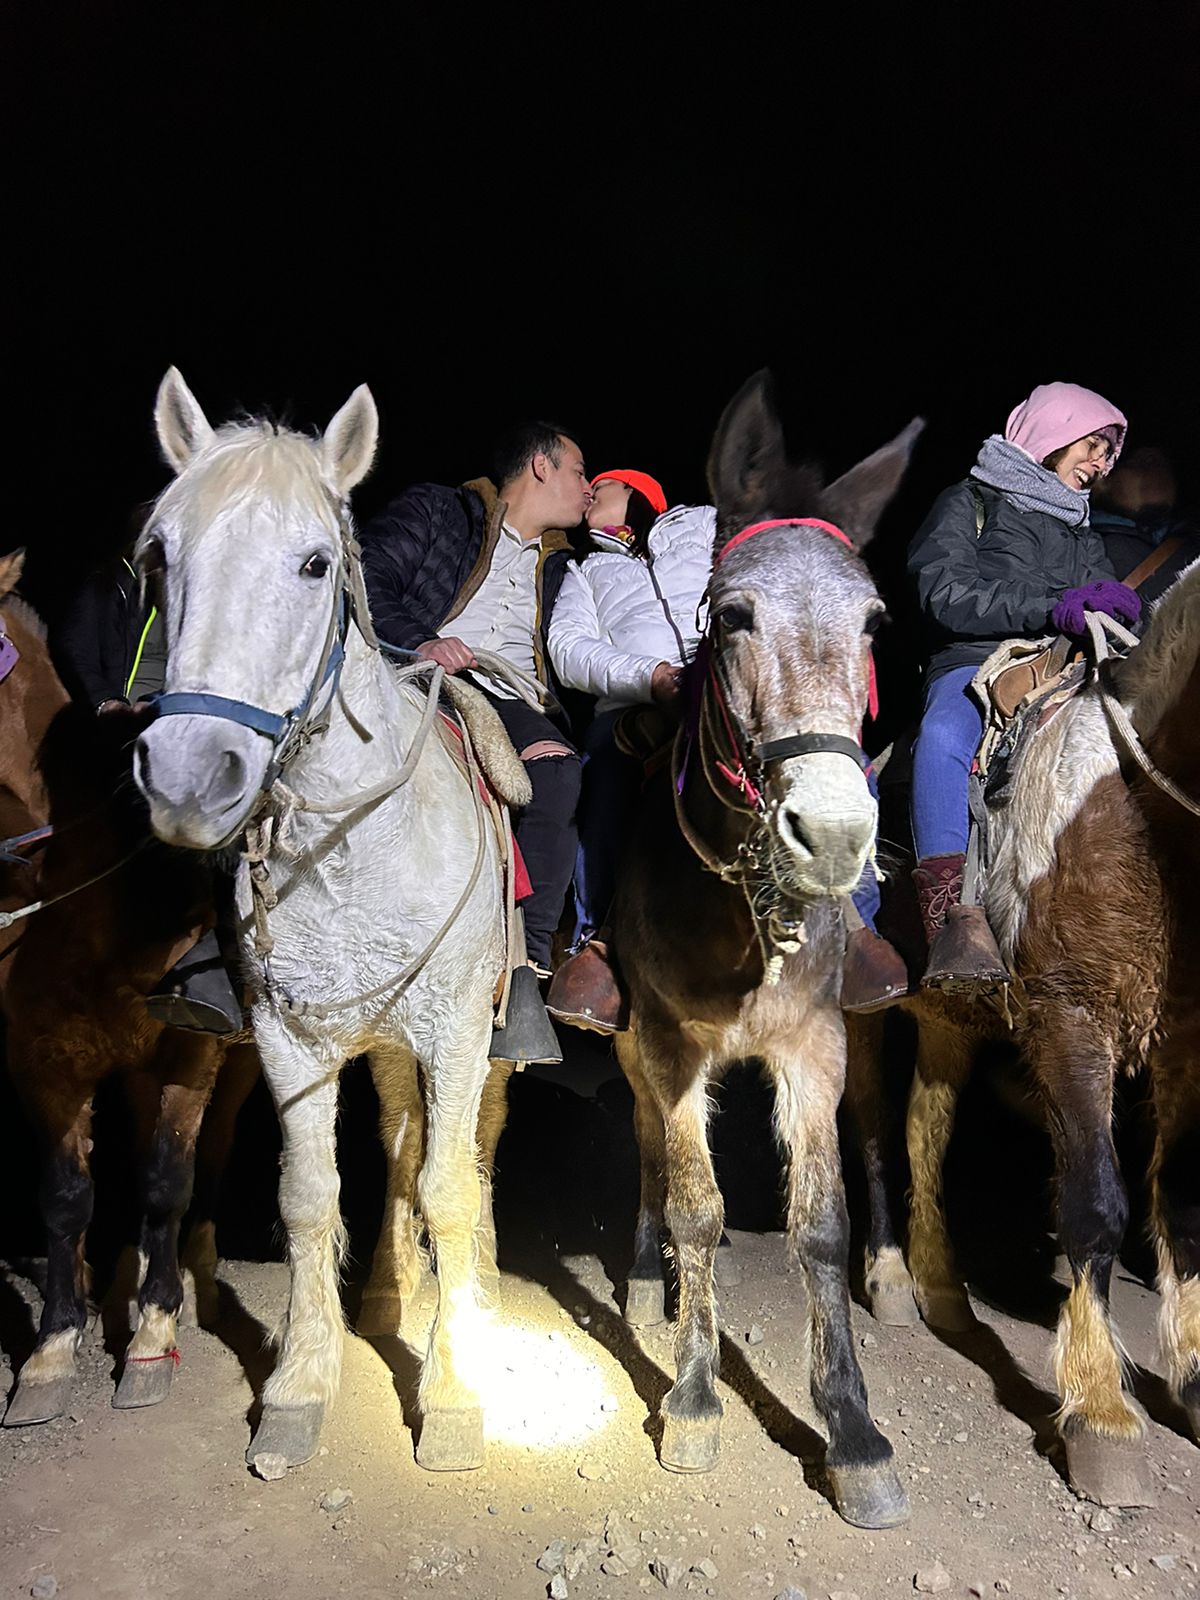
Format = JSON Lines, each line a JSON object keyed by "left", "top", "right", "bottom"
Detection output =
{"left": 127, "top": 1348, "right": 181, "bottom": 1365}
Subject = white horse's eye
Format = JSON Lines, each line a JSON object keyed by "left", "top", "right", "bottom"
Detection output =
{"left": 301, "top": 553, "right": 331, "bottom": 580}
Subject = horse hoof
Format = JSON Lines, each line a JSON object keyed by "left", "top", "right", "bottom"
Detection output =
{"left": 659, "top": 1413, "right": 721, "bottom": 1473}
{"left": 416, "top": 1407, "right": 485, "bottom": 1471}
{"left": 624, "top": 1278, "right": 666, "bottom": 1328}
{"left": 1065, "top": 1429, "right": 1155, "bottom": 1507}
{"left": 868, "top": 1282, "right": 921, "bottom": 1327}
{"left": 827, "top": 1462, "right": 911, "bottom": 1529}
{"left": 3, "top": 1374, "right": 74, "bottom": 1427}
{"left": 247, "top": 1403, "right": 325, "bottom": 1474}
{"left": 356, "top": 1296, "right": 407, "bottom": 1339}
{"left": 918, "top": 1286, "right": 974, "bottom": 1332}
{"left": 113, "top": 1353, "right": 177, "bottom": 1409}
{"left": 713, "top": 1238, "right": 742, "bottom": 1290}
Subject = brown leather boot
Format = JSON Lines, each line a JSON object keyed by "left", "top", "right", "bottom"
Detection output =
{"left": 841, "top": 926, "right": 910, "bottom": 1012}
{"left": 912, "top": 852, "right": 1008, "bottom": 993}
{"left": 545, "top": 938, "right": 630, "bottom": 1034}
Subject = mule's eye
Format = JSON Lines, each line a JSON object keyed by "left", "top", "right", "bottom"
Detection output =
{"left": 301, "top": 553, "right": 331, "bottom": 580}
{"left": 716, "top": 602, "right": 754, "bottom": 634}
{"left": 864, "top": 609, "right": 888, "bottom": 637}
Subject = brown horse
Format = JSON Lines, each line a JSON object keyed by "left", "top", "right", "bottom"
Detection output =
{"left": 0, "top": 550, "right": 256, "bottom": 1425}
{"left": 611, "top": 374, "right": 922, "bottom": 1529}
{"left": 856, "top": 564, "right": 1200, "bottom": 1507}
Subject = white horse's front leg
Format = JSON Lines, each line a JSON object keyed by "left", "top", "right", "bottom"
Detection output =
{"left": 247, "top": 1023, "right": 346, "bottom": 1476}
{"left": 414, "top": 1021, "right": 492, "bottom": 1472}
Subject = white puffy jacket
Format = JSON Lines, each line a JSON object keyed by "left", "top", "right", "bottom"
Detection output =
{"left": 548, "top": 504, "right": 716, "bottom": 714}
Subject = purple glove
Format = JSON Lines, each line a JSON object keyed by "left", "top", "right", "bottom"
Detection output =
{"left": 1051, "top": 580, "right": 1142, "bottom": 638}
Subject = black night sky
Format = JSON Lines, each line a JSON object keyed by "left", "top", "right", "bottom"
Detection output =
{"left": 5, "top": 1, "right": 1199, "bottom": 628}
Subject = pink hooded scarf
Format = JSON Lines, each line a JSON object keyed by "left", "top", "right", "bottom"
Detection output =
{"left": 1005, "top": 382, "right": 1127, "bottom": 473}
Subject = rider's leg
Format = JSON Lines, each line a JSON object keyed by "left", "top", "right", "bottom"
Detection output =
{"left": 572, "top": 709, "right": 641, "bottom": 946}
{"left": 909, "top": 666, "right": 1005, "bottom": 990}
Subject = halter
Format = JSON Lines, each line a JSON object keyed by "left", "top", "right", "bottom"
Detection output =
{"left": 680, "top": 517, "right": 877, "bottom": 812}
{"left": 151, "top": 499, "right": 370, "bottom": 796}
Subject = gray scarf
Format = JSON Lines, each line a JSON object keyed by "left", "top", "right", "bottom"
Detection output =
{"left": 970, "top": 435, "right": 1091, "bottom": 528}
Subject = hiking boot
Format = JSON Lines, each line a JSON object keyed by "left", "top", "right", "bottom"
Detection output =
{"left": 545, "top": 939, "right": 629, "bottom": 1034}
{"left": 145, "top": 928, "right": 245, "bottom": 1035}
{"left": 841, "top": 926, "right": 909, "bottom": 1013}
{"left": 912, "top": 852, "right": 1008, "bottom": 992}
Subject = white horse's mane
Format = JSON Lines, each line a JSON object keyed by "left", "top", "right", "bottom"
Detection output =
{"left": 1114, "top": 555, "right": 1200, "bottom": 738}
{"left": 151, "top": 420, "right": 341, "bottom": 543}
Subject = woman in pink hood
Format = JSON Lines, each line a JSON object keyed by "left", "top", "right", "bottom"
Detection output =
{"left": 906, "top": 380, "right": 1136, "bottom": 991}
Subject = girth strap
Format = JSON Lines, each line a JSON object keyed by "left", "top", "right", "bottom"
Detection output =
{"left": 756, "top": 732, "right": 868, "bottom": 770}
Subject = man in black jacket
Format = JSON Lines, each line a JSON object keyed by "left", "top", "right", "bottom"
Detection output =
{"left": 359, "top": 421, "right": 591, "bottom": 995}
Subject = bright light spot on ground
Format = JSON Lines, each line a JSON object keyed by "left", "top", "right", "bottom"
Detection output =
{"left": 470, "top": 1316, "right": 617, "bottom": 1448}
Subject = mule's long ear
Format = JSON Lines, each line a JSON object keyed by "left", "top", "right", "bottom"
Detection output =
{"left": 322, "top": 385, "right": 379, "bottom": 496}
{"left": 820, "top": 417, "right": 925, "bottom": 549}
{"left": 155, "top": 368, "right": 214, "bottom": 474}
{"left": 706, "top": 369, "right": 787, "bottom": 529}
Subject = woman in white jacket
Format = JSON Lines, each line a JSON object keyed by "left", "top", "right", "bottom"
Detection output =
{"left": 545, "top": 470, "right": 710, "bottom": 1030}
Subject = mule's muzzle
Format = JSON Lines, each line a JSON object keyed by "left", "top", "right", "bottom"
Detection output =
{"left": 134, "top": 716, "right": 271, "bottom": 849}
{"left": 773, "top": 752, "right": 876, "bottom": 896}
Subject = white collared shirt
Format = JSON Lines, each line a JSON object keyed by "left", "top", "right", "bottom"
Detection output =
{"left": 446, "top": 521, "right": 538, "bottom": 696}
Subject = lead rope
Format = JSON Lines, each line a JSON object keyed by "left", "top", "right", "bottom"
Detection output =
{"left": 1087, "top": 610, "right": 1200, "bottom": 821}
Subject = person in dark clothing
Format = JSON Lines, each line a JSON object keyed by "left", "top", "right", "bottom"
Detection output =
{"left": 907, "top": 381, "right": 1138, "bottom": 991}
{"left": 358, "top": 422, "right": 591, "bottom": 1062}
{"left": 1090, "top": 445, "right": 1200, "bottom": 603}
{"left": 54, "top": 550, "right": 164, "bottom": 711}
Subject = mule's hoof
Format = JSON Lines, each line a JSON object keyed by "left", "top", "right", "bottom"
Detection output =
{"left": 659, "top": 1412, "right": 721, "bottom": 1473}
{"left": 827, "top": 1462, "right": 910, "bottom": 1529}
{"left": 416, "top": 1407, "right": 485, "bottom": 1472}
{"left": 1065, "top": 1429, "right": 1154, "bottom": 1507}
{"left": 3, "top": 1374, "right": 74, "bottom": 1427}
{"left": 113, "top": 1352, "right": 178, "bottom": 1409}
{"left": 713, "top": 1239, "right": 742, "bottom": 1290}
{"left": 247, "top": 1403, "right": 325, "bottom": 1474}
{"left": 868, "top": 1282, "right": 921, "bottom": 1327}
{"left": 918, "top": 1286, "right": 974, "bottom": 1332}
{"left": 624, "top": 1278, "right": 666, "bottom": 1328}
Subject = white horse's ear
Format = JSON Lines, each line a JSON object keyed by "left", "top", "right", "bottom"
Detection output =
{"left": 155, "top": 368, "right": 214, "bottom": 474}
{"left": 322, "top": 385, "right": 379, "bottom": 495}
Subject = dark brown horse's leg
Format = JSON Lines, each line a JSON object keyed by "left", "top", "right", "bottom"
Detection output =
{"left": 359, "top": 1043, "right": 427, "bottom": 1337}
{"left": 4, "top": 1080, "right": 96, "bottom": 1426}
{"left": 184, "top": 1038, "right": 260, "bottom": 1325}
{"left": 906, "top": 999, "right": 975, "bottom": 1330}
{"left": 843, "top": 1011, "right": 918, "bottom": 1325}
{"left": 1027, "top": 1008, "right": 1150, "bottom": 1507}
{"left": 615, "top": 1031, "right": 669, "bottom": 1327}
{"left": 1146, "top": 1016, "right": 1200, "bottom": 1444}
{"left": 768, "top": 1010, "right": 908, "bottom": 1530}
{"left": 114, "top": 1033, "right": 221, "bottom": 1409}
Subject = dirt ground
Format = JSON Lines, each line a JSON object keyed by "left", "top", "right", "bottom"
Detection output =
{"left": 1, "top": 1049, "right": 1198, "bottom": 1600}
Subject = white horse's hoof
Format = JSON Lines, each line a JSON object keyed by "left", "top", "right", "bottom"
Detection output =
{"left": 4, "top": 1373, "right": 74, "bottom": 1427}
{"left": 247, "top": 1403, "right": 325, "bottom": 1474}
{"left": 416, "top": 1406, "right": 484, "bottom": 1471}
{"left": 868, "top": 1281, "right": 921, "bottom": 1326}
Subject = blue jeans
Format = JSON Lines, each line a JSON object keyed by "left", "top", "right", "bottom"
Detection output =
{"left": 910, "top": 665, "right": 985, "bottom": 860}
{"left": 573, "top": 708, "right": 884, "bottom": 940}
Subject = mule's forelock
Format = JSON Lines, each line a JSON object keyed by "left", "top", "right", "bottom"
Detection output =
{"left": 155, "top": 368, "right": 215, "bottom": 474}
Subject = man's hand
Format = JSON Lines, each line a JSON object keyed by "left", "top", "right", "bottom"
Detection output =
{"left": 415, "top": 637, "right": 477, "bottom": 674}
{"left": 650, "top": 662, "right": 684, "bottom": 705}
{"left": 97, "top": 697, "right": 132, "bottom": 714}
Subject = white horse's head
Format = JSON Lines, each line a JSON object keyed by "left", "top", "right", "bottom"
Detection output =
{"left": 133, "top": 368, "right": 378, "bottom": 849}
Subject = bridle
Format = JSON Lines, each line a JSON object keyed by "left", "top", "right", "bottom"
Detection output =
{"left": 678, "top": 517, "right": 876, "bottom": 818}
{"left": 671, "top": 516, "right": 879, "bottom": 984}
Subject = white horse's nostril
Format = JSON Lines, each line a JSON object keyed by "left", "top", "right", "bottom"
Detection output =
{"left": 204, "top": 748, "right": 248, "bottom": 810}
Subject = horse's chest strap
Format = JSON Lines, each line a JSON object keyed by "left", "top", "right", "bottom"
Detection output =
{"left": 756, "top": 732, "right": 868, "bottom": 770}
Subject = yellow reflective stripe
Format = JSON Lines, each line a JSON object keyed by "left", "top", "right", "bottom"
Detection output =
{"left": 125, "top": 607, "right": 158, "bottom": 700}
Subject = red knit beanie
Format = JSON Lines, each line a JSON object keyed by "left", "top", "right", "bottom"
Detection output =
{"left": 590, "top": 469, "right": 668, "bottom": 515}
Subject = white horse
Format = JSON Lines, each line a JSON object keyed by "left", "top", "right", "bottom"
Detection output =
{"left": 134, "top": 369, "right": 522, "bottom": 1476}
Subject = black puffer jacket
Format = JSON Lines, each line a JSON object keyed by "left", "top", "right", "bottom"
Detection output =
{"left": 908, "top": 480, "right": 1116, "bottom": 679}
{"left": 54, "top": 558, "right": 148, "bottom": 708}
{"left": 358, "top": 476, "right": 572, "bottom": 691}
